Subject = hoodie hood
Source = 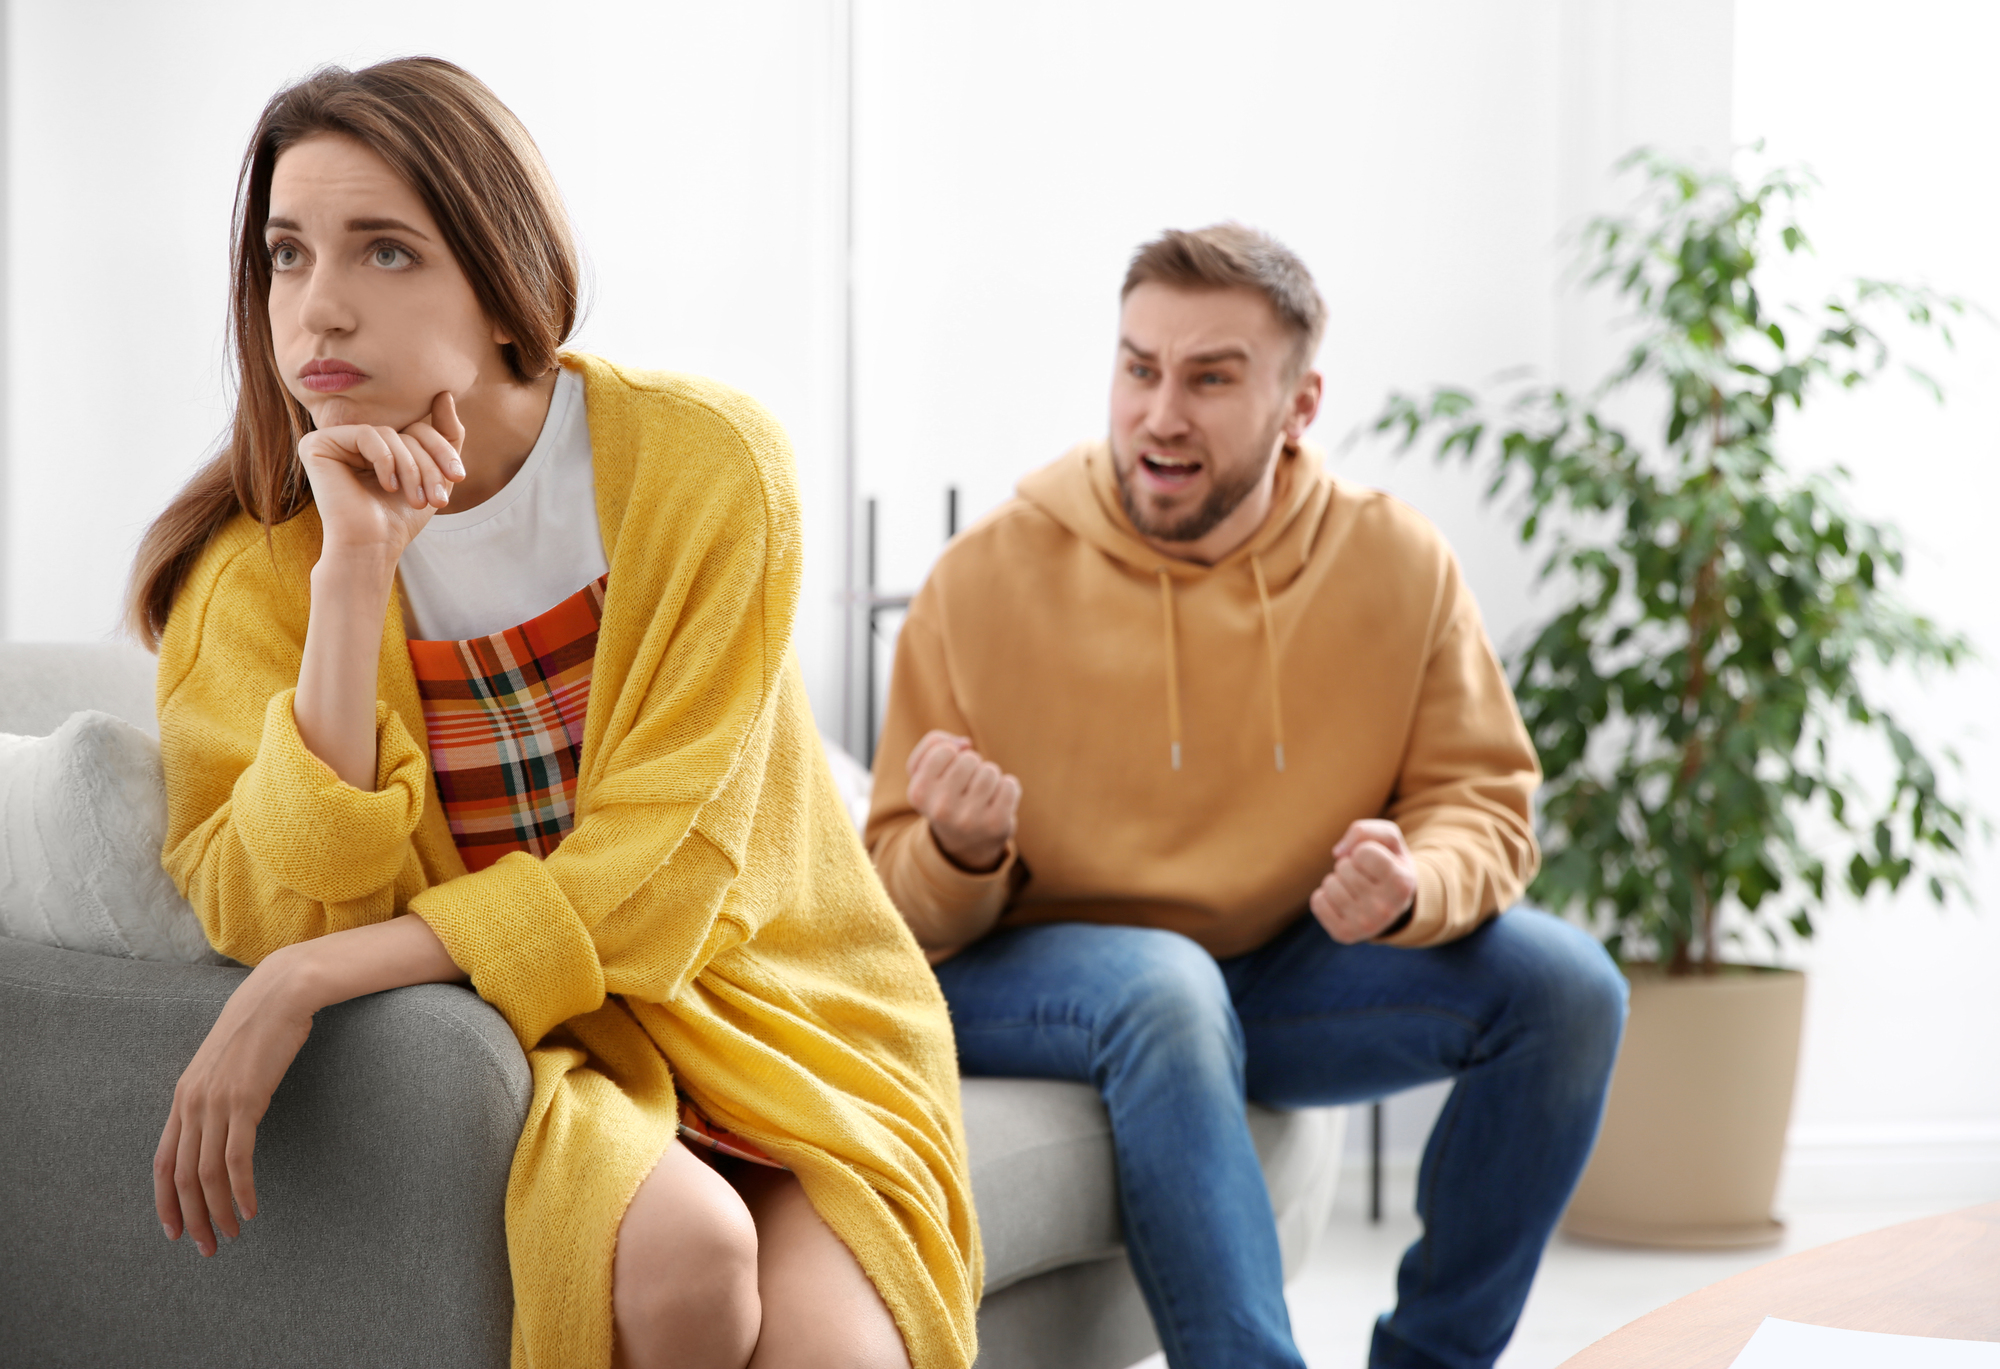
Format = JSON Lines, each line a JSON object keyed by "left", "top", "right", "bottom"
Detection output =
{"left": 1016, "top": 437, "right": 1335, "bottom": 592}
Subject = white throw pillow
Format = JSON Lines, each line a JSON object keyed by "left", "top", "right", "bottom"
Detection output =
{"left": 0, "top": 710, "right": 230, "bottom": 964}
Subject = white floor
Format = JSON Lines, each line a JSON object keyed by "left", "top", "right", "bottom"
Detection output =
{"left": 1128, "top": 1165, "right": 1965, "bottom": 1369}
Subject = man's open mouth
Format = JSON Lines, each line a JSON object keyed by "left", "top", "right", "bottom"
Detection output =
{"left": 1140, "top": 452, "right": 1202, "bottom": 483}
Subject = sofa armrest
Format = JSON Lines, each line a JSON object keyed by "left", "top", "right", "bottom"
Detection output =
{"left": 0, "top": 936, "right": 530, "bottom": 1368}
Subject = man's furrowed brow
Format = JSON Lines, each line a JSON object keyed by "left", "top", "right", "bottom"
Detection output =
{"left": 1119, "top": 337, "right": 1158, "bottom": 360}
{"left": 1187, "top": 346, "right": 1251, "bottom": 365}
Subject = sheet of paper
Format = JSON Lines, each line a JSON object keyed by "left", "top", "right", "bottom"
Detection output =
{"left": 1730, "top": 1317, "right": 2000, "bottom": 1368}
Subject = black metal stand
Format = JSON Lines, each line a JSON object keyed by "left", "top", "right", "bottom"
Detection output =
{"left": 862, "top": 489, "right": 958, "bottom": 765}
{"left": 1369, "top": 1100, "right": 1384, "bottom": 1224}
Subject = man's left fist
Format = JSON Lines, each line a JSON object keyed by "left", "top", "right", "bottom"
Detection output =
{"left": 1309, "top": 819, "right": 1419, "bottom": 944}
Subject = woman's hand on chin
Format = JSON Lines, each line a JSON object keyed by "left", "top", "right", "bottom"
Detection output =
{"left": 301, "top": 390, "right": 467, "bottom": 563}
{"left": 152, "top": 947, "right": 323, "bottom": 1257}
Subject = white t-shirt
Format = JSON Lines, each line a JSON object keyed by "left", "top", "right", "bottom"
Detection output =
{"left": 398, "top": 367, "right": 608, "bottom": 642}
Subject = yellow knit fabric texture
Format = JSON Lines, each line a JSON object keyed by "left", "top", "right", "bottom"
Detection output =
{"left": 155, "top": 354, "right": 982, "bottom": 1369}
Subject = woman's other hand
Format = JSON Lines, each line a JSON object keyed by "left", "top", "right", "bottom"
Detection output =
{"left": 152, "top": 949, "right": 318, "bottom": 1256}
{"left": 300, "top": 390, "right": 466, "bottom": 560}
{"left": 150, "top": 916, "right": 466, "bottom": 1257}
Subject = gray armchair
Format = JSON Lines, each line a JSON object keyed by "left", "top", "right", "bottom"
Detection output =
{"left": 0, "top": 642, "right": 1344, "bottom": 1368}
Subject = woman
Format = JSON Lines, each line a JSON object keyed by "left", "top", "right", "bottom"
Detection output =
{"left": 129, "top": 58, "right": 978, "bottom": 1369}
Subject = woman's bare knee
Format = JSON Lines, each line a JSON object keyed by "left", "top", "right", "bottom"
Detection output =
{"left": 613, "top": 1143, "right": 761, "bottom": 1369}
{"left": 739, "top": 1171, "right": 910, "bottom": 1369}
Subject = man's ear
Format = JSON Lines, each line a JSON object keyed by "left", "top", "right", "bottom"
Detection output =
{"left": 1284, "top": 369, "right": 1324, "bottom": 442}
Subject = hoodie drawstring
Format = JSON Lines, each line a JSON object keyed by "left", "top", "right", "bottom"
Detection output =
{"left": 1157, "top": 569, "right": 1183, "bottom": 770}
{"left": 1251, "top": 555, "right": 1287, "bottom": 773}
{"left": 1158, "top": 561, "right": 1287, "bottom": 773}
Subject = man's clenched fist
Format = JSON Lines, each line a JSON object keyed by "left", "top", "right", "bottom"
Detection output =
{"left": 906, "top": 730, "right": 1022, "bottom": 874}
{"left": 1309, "top": 819, "right": 1419, "bottom": 944}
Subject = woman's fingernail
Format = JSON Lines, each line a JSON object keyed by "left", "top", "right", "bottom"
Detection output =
{"left": 162, "top": 1221, "right": 175, "bottom": 1241}
{"left": 434, "top": 483, "right": 449, "bottom": 503}
{"left": 383, "top": 472, "right": 397, "bottom": 491}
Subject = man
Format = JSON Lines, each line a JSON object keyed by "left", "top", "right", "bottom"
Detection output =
{"left": 866, "top": 224, "right": 1626, "bottom": 1369}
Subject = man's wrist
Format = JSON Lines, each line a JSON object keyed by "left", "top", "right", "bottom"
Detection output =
{"left": 927, "top": 824, "right": 1008, "bottom": 875}
{"left": 1374, "top": 899, "right": 1416, "bottom": 941}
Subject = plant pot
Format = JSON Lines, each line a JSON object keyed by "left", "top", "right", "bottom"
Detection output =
{"left": 1561, "top": 964, "right": 1805, "bottom": 1248}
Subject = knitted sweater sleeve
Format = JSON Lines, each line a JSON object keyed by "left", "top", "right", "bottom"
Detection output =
{"left": 157, "top": 518, "right": 432, "bottom": 966}
{"left": 410, "top": 379, "right": 803, "bottom": 1050}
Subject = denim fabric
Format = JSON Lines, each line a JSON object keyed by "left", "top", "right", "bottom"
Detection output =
{"left": 933, "top": 908, "right": 1627, "bottom": 1369}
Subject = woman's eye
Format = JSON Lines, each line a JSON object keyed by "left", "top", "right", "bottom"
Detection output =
{"left": 371, "top": 244, "right": 414, "bottom": 269}
{"left": 270, "top": 244, "right": 301, "bottom": 271}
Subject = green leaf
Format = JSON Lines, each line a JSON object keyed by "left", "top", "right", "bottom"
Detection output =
{"left": 1361, "top": 145, "right": 1985, "bottom": 967}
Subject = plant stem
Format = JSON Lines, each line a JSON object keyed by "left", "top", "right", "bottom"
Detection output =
{"left": 1674, "top": 396, "right": 1729, "bottom": 974}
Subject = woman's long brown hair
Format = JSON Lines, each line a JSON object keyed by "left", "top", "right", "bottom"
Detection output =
{"left": 126, "top": 57, "right": 580, "bottom": 646}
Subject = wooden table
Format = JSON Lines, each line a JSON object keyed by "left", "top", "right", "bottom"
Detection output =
{"left": 1558, "top": 1202, "right": 2000, "bottom": 1367}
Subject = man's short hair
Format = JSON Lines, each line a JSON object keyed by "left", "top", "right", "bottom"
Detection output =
{"left": 1121, "top": 224, "right": 1327, "bottom": 376}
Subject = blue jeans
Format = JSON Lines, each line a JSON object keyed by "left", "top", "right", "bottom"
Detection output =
{"left": 933, "top": 909, "right": 1626, "bottom": 1369}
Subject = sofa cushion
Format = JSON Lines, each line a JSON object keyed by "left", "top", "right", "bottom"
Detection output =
{"left": 962, "top": 1076, "right": 1344, "bottom": 1296}
{"left": 962, "top": 1078, "right": 1124, "bottom": 1295}
{"left": 1248, "top": 1098, "right": 1347, "bottom": 1274}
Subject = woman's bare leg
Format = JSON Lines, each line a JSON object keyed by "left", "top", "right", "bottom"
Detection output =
{"left": 737, "top": 1167, "right": 912, "bottom": 1369}
{"left": 612, "top": 1141, "right": 762, "bottom": 1369}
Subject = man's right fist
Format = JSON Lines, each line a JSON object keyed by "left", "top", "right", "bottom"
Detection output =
{"left": 906, "top": 730, "right": 1022, "bottom": 874}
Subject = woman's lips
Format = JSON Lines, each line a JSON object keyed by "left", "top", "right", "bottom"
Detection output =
{"left": 298, "top": 358, "right": 368, "bottom": 393}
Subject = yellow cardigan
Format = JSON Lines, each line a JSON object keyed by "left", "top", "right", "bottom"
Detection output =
{"left": 156, "top": 354, "right": 981, "bottom": 1369}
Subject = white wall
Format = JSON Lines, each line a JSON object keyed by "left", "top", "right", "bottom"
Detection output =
{"left": 1, "top": 0, "right": 853, "bottom": 728}
{"left": 849, "top": 0, "right": 1735, "bottom": 733}
{"left": 1735, "top": 0, "right": 2000, "bottom": 1207}
{"left": 851, "top": 0, "right": 1569, "bottom": 657}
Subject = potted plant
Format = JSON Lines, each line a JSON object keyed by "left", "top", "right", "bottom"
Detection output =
{"left": 1374, "top": 151, "right": 1977, "bottom": 1247}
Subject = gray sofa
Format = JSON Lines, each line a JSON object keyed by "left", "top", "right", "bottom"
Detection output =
{"left": 0, "top": 642, "right": 1344, "bottom": 1368}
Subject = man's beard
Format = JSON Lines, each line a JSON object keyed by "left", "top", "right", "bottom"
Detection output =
{"left": 1113, "top": 420, "right": 1283, "bottom": 546}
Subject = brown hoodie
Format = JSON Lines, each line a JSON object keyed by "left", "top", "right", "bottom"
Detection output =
{"left": 865, "top": 439, "right": 1540, "bottom": 958}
